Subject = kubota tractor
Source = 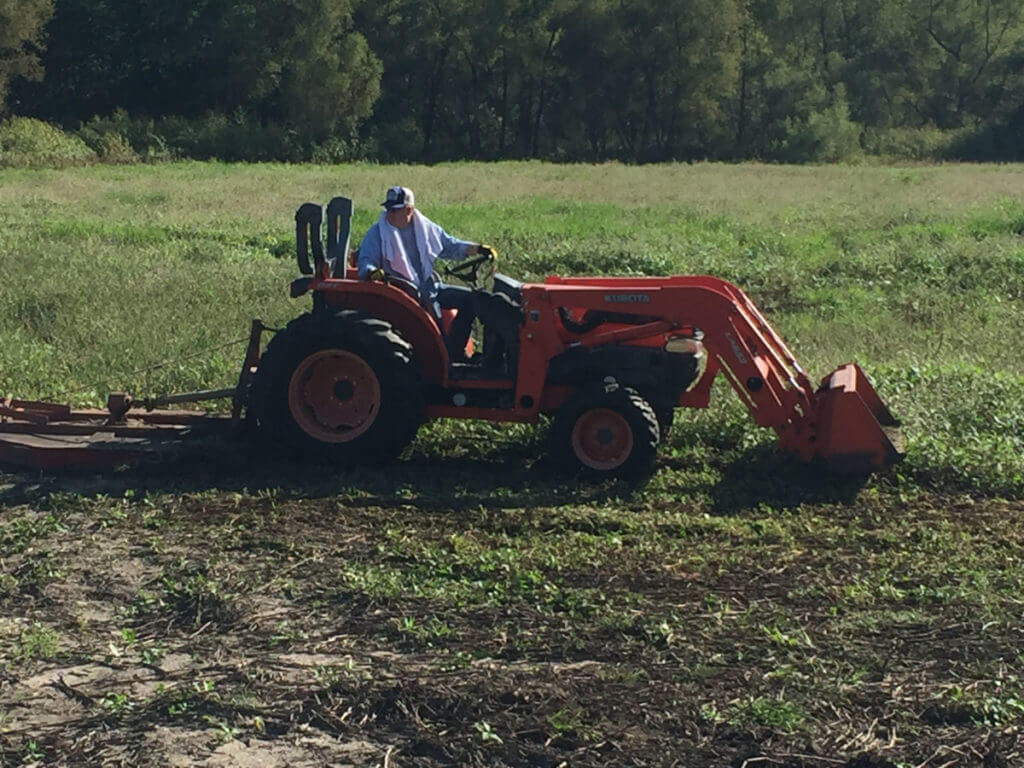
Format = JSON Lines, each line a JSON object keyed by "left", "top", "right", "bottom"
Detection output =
{"left": 246, "top": 197, "right": 902, "bottom": 476}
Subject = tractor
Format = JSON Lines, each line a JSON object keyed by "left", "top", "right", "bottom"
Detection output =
{"left": 246, "top": 197, "right": 902, "bottom": 476}
{"left": 0, "top": 195, "right": 901, "bottom": 474}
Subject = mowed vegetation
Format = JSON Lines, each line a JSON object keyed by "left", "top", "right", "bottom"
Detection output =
{"left": 1, "top": 162, "right": 1024, "bottom": 766}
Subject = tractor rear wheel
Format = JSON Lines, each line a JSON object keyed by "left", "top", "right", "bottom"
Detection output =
{"left": 551, "top": 385, "right": 660, "bottom": 477}
{"left": 251, "top": 311, "right": 423, "bottom": 463}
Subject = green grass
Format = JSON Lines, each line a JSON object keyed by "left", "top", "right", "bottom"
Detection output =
{"left": 1, "top": 162, "right": 1023, "bottom": 493}
{"left": 2, "top": 161, "right": 1024, "bottom": 766}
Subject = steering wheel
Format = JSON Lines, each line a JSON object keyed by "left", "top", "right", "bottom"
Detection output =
{"left": 444, "top": 253, "right": 495, "bottom": 289}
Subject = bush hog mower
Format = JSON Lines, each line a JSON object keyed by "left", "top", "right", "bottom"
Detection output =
{"left": 0, "top": 196, "right": 902, "bottom": 476}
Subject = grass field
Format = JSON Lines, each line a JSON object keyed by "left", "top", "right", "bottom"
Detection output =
{"left": 2, "top": 162, "right": 1024, "bottom": 766}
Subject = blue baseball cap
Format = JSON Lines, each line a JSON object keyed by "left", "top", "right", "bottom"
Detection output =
{"left": 381, "top": 186, "right": 415, "bottom": 210}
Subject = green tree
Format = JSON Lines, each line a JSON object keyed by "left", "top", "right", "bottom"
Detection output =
{"left": 251, "top": 0, "right": 382, "bottom": 138}
{"left": 453, "top": 0, "right": 566, "bottom": 158}
{"left": 734, "top": 0, "right": 1024, "bottom": 158}
{"left": 906, "top": 0, "right": 1024, "bottom": 128}
{"left": 358, "top": 0, "right": 486, "bottom": 158}
{"left": 730, "top": 0, "right": 873, "bottom": 160}
{"left": 20, "top": 0, "right": 380, "bottom": 140}
{"left": 0, "top": 0, "right": 53, "bottom": 113}
{"left": 12, "top": 0, "right": 1024, "bottom": 161}
{"left": 553, "top": 0, "right": 742, "bottom": 160}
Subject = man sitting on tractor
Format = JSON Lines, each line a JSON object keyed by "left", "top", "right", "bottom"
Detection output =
{"left": 357, "top": 185, "right": 495, "bottom": 362}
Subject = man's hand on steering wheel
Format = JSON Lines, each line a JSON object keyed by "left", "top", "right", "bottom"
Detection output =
{"left": 476, "top": 243, "right": 497, "bottom": 261}
{"left": 445, "top": 243, "right": 497, "bottom": 288}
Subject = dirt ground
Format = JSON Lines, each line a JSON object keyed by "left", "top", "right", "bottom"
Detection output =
{"left": 2, "top": 451, "right": 1023, "bottom": 767}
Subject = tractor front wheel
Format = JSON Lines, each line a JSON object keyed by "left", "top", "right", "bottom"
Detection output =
{"left": 251, "top": 311, "right": 423, "bottom": 463}
{"left": 551, "top": 385, "right": 660, "bottom": 477}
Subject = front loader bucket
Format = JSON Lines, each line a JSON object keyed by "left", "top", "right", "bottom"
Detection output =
{"left": 813, "top": 364, "right": 904, "bottom": 472}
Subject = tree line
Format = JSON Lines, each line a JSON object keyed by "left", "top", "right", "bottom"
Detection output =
{"left": 2, "top": 0, "right": 1023, "bottom": 162}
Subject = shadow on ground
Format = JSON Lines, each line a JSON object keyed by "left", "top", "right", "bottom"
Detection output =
{"left": 0, "top": 435, "right": 873, "bottom": 514}
{"left": 0, "top": 438, "right": 628, "bottom": 510}
{"left": 705, "top": 444, "right": 870, "bottom": 513}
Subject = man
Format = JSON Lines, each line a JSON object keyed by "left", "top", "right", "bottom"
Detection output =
{"left": 356, "top": 185, "right": 494, "bottom": 361}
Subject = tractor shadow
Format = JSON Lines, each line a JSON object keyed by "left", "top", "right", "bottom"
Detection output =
{"left": 0, "top": 434, "right": 872, "bottom": 514}
{"left": 0, "top": 439, "right": 641, "bottom": 512}
{"left": 703, "top": 444, "right": 871, "bottom": 514}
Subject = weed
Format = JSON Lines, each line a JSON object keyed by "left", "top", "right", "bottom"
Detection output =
{"left": 727, "top": 695, "right": 808, "bottom": 733}
{"left": 202, "top": 715, "right": 240, "bottom": 742}
{"left": 18, "top": 623, "right": 59, "bottom": 660}
{"left": 268, "top": 620, "right": 309, "bottom": 648}
{"left": 392, "top": 615, "right": 455, "bottom": 647}
{"left": 699, "top": 702, "right": 725, "bottom": 724}
{"left": 474, "top": 720, "right": 503, "bottom": 744}
{"left": 0, "top": 574, "right": 17, "bottom": 598}
{"left": 1, "top": 512, "right": 68, "bottom": 555}
{"left": 546, "top": 708, "right": 595, "bottom": 740}
{"left": 21, "top": 740, "right": 44, "bottom": 762}
{"left": 101, "top": 692, "right": 133, "bottom": 714}
{"left": 140, "top": 644, "right": 166, "bottom": 665}
{"left": 925, "top": 683, "right": 1024, "bottom": 727}
{"left": 159, "top": 568, "right": 238, "bottom": 629}
{"left": 312, "top": 665, "right": 342, "bottom": 686}
{"left": 760, "top": 624, "right": 813, "bottom": 649}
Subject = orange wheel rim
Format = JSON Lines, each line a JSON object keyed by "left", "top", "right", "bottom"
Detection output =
{"left": 571, "top": 408, "right": 633, "bottom": 470}
{"left": 288, "top": 350, "right": 381, "bottom": 443}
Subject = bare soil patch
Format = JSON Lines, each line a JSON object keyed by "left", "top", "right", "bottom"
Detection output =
{"left": 2, "top": 455, "right": 1023, "bottom": 767}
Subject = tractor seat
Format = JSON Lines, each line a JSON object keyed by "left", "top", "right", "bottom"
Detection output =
{"left": 492, "top": 274, "right": 523, "bottom": 305}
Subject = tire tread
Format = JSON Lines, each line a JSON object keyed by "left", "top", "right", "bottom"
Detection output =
{"left": 250, "top": 311, "right": 423, "bottom": 463}
{"left": 550, "top": 384, "right": 660, "bottom": 477}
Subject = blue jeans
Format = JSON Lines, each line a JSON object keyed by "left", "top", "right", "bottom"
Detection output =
{"left": 434, "top": 283, "right": 475, "bottom": 359}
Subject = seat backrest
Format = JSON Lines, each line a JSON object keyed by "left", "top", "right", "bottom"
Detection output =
{"left": 326, "top": 197, "right": 353, "bottom": 277}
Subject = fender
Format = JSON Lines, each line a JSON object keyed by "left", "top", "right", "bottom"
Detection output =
{"left": 318, "top": 277, "right": 451, "bottom": 387}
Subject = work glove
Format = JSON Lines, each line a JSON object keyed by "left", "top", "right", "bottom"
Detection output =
{"left": 477, "top": 243, "right": 497, "bottom": 261}
{"left": 366, "top": 267, "right": 386, "bottom": 282}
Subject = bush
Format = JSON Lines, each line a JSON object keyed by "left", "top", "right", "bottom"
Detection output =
{"left": 157, "top": 112, "right": 308, "bottom": 162}
{"left": 82, "top": 131, "right": 139, "bottom": 164}
{"left": 778, "top": 97, "right": 862, "bottom": 163}
{"left": 310, "top": 135, "right": 374, "bottom": 164}
{"left": 0, "top": 117, "right": 96, "bottom": 168}
{"left": 862, "top": 126, "right": 960, "bottom": 161}
{"left": 77, "top": 110, "right": 319, "bottom": 163}
{"left": 78, "top": 110, "right": 170, "bottom": 162}
{"left": 949, "top": 108, "right": 1024, "bottom": 162}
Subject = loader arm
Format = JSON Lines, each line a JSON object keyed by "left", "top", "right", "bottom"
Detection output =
{"left": 529, "top": 275, "right": 902, "bottom": 470}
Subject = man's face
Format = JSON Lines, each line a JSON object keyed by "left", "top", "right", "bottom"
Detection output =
{"left": 386, "top": 206, "right": 414, "bottom": 228}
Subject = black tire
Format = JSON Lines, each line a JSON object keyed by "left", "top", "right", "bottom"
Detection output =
{"left": 550, "top": 384, "right": 660, "bottom": 477}
{"left": 250, "top": 311, "right": 423, "bottom": 463}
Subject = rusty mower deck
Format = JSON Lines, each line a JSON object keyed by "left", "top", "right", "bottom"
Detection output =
{"left": 0, "top": 321, "right": 266, "bottom": 471}
{"left": 0, "top": 398, "right": 235, "bottom": 470}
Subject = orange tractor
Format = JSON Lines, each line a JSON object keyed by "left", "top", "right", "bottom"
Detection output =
{"left": 0, "top": 196, "right": 902, "bottom": 475}
{"left": 251, "top": 197, "right": 901, "bottom": 476}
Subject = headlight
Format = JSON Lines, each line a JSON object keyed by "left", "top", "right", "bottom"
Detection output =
{"left": 665, "top": 336, "right": 703, "bottom": 355}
